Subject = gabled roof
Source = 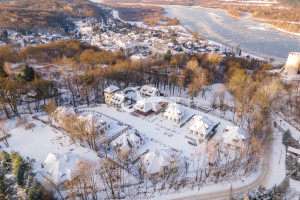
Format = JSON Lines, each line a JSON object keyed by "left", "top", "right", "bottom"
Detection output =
{"left": 140, "top": 85, "right": 159, "bottom": 97}
{"left": 190, "top": 116, "right": 216, "bottom": 135}
{"left": 110, "top": 93, "right": 125, "bottom": 104}
{"left": 222, "top": 126, "right": 248, "bottom": 147}
{"left": 111, "top": 130, "right": 143, "bottom": 152}
{"left": 77, "top": 114, "right": 108, "bottom": 132}
{"left": 134, "top": 99, "right": 161, "bottom": 113}
{"left": 54, "top": 106, "right": 74, "bottom": 120}
{"left": 164, "top": 103, "right": 185, "bottom": 120}
{"left": 104, "top": 85, "right": 120, "bottom": 94}
{"left": 142, "top": 150, "right": 173, "bottom": 175}
{"left": 40, "top": 152, "right": 80, "bottom": 184}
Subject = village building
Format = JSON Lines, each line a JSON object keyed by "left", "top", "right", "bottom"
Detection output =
{"left": 284, "top": 52, "right": 300, "bottom": 75}
{"left": 110, "top": 93, "right": 127, "bottom": 108}
{"left": 53, "top": 106, "right": 74, "bottom": 126}
{"left": 221, "top": 126, "right": 248, "bottom": 150}
{"left": 287, "top": 146, "right": 300, "bottom": 158}
{"left": 189, "top": 116, "right": 217, "bottom": 142}
{"left": 104, "top": 85, "right": 120, "bottom": 105}
{"left": 77, "top": 114, "right": 111, "bottom": 134}
{"left": 39, "top": 152, "right": 80, "bottom": 184}
{"left": 133, "top": 99, "right": 162, "bottom": 116}
{"left": 139, "top": 85, "right": 160, "bottom": 98}
{"left": 163, "top": 103, "right": 185, "bottom": 124}
{"left": 111, "top": 130, "right": 144, "bottom": 153}
{"left": 141, "top": 150, "right": 178, "bottom": 178}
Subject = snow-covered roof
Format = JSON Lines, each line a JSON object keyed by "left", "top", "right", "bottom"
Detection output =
{"left": 110, "top": 93, "right": 125, "bottom": 105}
{"left": 54, "top": 106, "right": 74, "bottom": 120}
{"left": 190, "top": 116, "right": 216, "bottom": 136}
{"left": 142, "top": 150, "right": 174, "bottom": 175}
{"left": 140, "top": 85, "right": 159, "bottom": 97}
{"left": 287, "top": 146, "right": 300, "bottom": 155}
{"left": 163, "top": 103, "right": 185, "bottom": 120}
{"left": 111, "top": 130, "right": 143, "bottom": 152}
{"left": 134, "top": 99, "right": 161, "bottom": 113}
{"left": 39, "top": 152, "right": 80, "bottom": 184}
{"left": 222, "top": 126, "right": 248, "bottom": 148}
{"left": 104, "top": 85, "right": 120, "bottom": 94}
{"left": 77, "top": 114, "right": 109, "bottom": 132}
{"left": 130, "top": 54, "right": 146, "bottom": 60}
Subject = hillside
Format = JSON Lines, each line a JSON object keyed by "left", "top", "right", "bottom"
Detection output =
{"left": 0, "top": 0, "right": 109, "bottom": 32}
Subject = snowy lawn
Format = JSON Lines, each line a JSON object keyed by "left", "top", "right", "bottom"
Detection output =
{"left": 5, "top": 119, "right": 99, "bottom": 182}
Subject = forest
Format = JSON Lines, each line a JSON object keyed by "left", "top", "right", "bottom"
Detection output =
{"left": 0, "top": 0, "right": 109, "bottom": 32}
{"left": 106, "top": 4, "right": 179, "bottom": 26}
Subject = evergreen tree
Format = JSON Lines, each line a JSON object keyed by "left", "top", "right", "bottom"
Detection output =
{"left": 16, "top": 163, "right": 26, "bottom": 186}
{"left": 27, "top": 178, "right": 41, "bottom": 200}
{"left": 25, "top": 175, "right": 33, "bottom": 194}
{"left": 21, "top": 64, "right": 38, "bottom": 82}
{"left": 0, "top": 151, "right": 11, "bottom": 172}
{"left": 0, "top": 58, "right": 8, "bottom": 78}
{"left": 0, "top": 167, "right": 13, "bottom": 199}
{"left": 10, "top": 151, "right": 24, "bottom": 175}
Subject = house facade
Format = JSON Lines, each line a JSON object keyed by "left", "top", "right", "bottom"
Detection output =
{"left": 104, "top": 85, "right": 120, "bottom": 105}
{"left": 189, "top": 116, "right": 216, "bottom": 142}
{"left": 163, "top": 103, "right": 185, "bottom": 124}
{"left": 141, "top": 150, "right": 178, "bottom": 178}
{"left": 53, "top": 106, "right": 74, "bottom": 126}
{"left": 77, "top": 114, "right": 111, "bottom": 134}
{"left": 111, "top": 130, "right": 144, "bottom": 153}
{"left": 221, "top": 126, "right": 248, "bottom": 150}
{"left": 139, "top": 85, "right": 160, "bottom": 98}
{"left": 133, "top": 99, "right": 162, "bottom": 116}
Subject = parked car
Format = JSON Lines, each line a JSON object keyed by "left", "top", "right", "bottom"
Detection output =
{"left": 188, "top": 141, "right": 197, "bottom": 146}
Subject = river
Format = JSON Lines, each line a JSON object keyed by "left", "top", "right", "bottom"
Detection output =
{"left": 164, "top": 6, "right": 300, "bottom": 63}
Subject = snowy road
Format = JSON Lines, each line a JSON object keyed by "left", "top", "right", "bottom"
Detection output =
{"left": 172, "top": 148, "right": 271, "bottom": 200}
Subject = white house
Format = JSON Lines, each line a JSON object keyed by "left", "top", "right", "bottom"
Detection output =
{"left": 39, "top": 152, "right": 80, "bottom": 184}
{"left": 133, "top": 99, "right": 162, "bottom": 116}
{"left": 110, "top": 93, "right": 126, "bottom": 108}
{"left": 163, "top": 103, "right": 185, "bottom": 124}
{"left": 221, "top": 126, "right": 248, "bottom": 150}
{"left": 111, "top": 130, "right": 144, "bottom": 153}
{"left": 104, "top": 85, "right": 120, "bottom": 105}
{"left": 139, "top": 85, "right": 160, "bottom": 98}
{"left": 141, "top": 150, "right": 178, "bottom": 178}
{"left": 77, "top": 114, "right": 111, "bottom": 134}
{"left": 53, "top": 106, "right": 74, "bottom": 126}
{"left": 189, "top": 116, "right": 217, "bottom": 142}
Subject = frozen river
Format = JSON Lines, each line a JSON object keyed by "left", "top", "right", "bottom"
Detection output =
{"left": 164, "top": 6, "right": 300, "bottom": 63}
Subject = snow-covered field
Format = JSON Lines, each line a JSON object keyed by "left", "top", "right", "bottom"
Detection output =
{"left": 6, "top": 119, "right": 99, "bottom": 182}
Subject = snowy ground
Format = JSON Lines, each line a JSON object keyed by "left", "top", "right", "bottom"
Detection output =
{"left": 5, "top": 119, "right": 99, "bottom": 183}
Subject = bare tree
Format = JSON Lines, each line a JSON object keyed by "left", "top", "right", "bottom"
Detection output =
{"left": 66, "top": 160, "right": 99, "bottom": 200}
{"left": 0, "top": 119, "right": 9, "bottom": 147}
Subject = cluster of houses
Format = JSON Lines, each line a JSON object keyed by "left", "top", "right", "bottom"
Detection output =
{"left": 40, "top": 84, "right": 249, "bottom": 184}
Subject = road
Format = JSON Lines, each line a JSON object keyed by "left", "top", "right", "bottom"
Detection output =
{"left": 172, "top": 142, "right": 272, "bottom": 200}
